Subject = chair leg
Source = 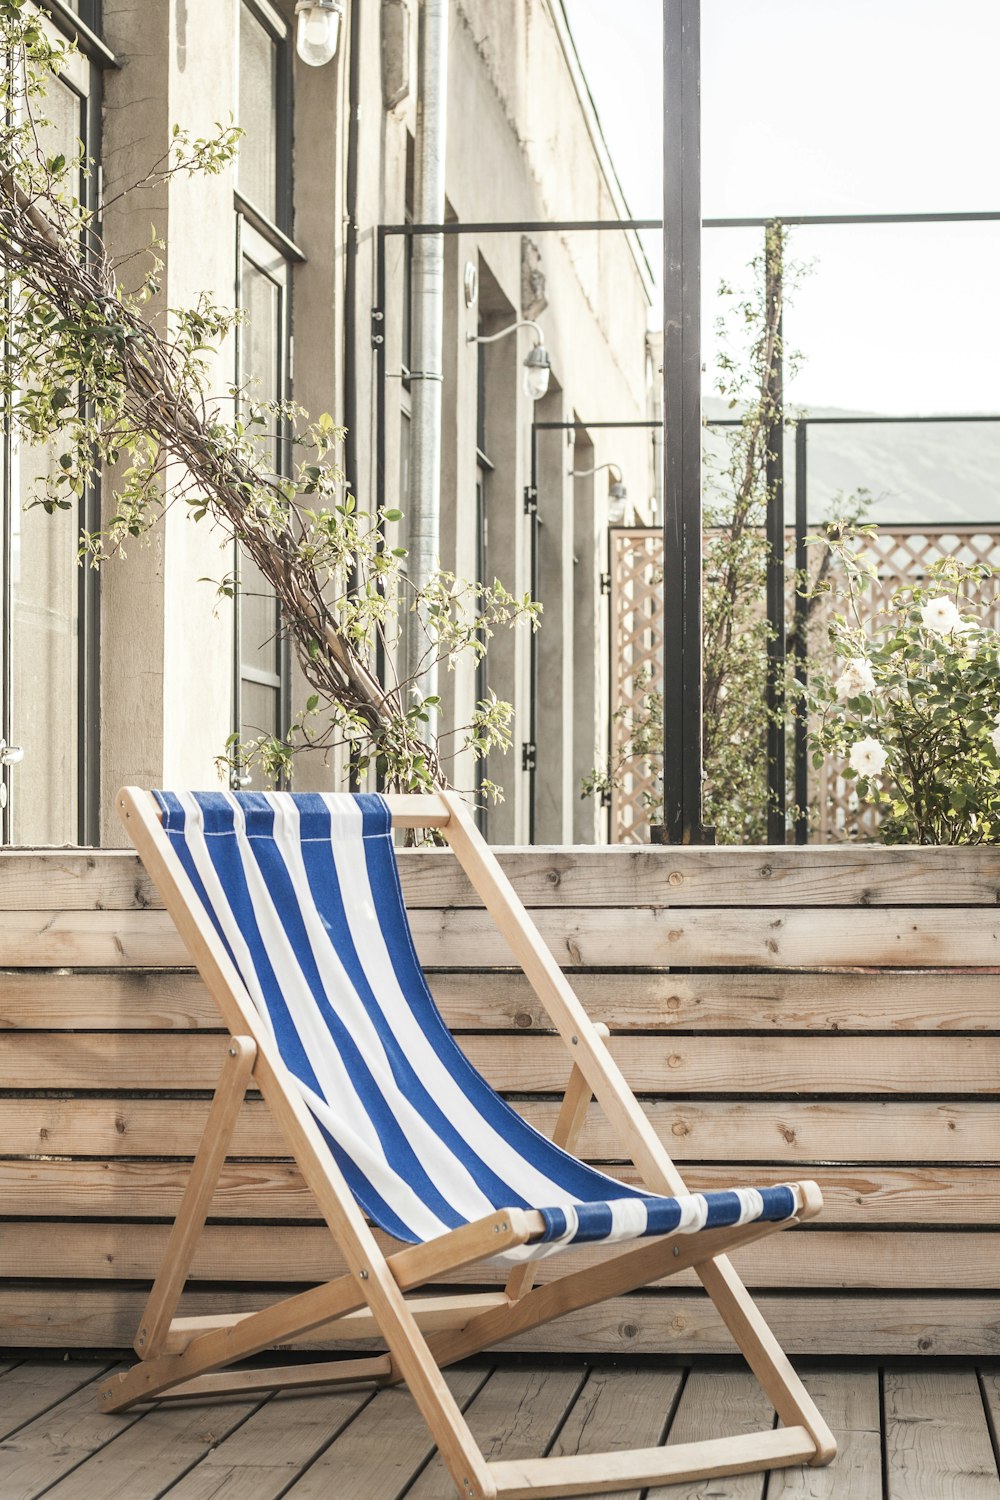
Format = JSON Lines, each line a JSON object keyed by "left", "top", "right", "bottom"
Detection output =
{"left": 504, "top": 1024, "right": 608, "bottom": 1304}
{"left": 134, "top": 1035, "right": 257, "bottom": 1358}
{"left": 696, "top": 1251, "right": 836, "bottom": 1464}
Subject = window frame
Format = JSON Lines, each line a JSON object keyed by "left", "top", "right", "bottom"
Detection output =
{"left": 0, "top": 13, "right": 104, "bottom": 845}
{"left": 236, "top": 0, "right": 294, "bottom": 239}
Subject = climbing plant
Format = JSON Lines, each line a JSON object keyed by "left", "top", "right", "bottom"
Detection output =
{"left": 586, "top": 226, "right": 802, "bottom": 843}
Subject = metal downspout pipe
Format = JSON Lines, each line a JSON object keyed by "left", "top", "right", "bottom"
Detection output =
{"left": 402, "top": 0, "right": 448, "bottom": 706}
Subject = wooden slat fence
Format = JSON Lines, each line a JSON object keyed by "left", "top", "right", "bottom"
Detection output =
{"left": 1, "top": 844, "right": 999, "bottom": 1358}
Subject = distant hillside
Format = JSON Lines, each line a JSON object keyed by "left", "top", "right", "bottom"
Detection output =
{"left": 702, "top": 399, "right": 1000, "bottom": 526}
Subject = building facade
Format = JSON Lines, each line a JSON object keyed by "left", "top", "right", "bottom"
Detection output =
{"left": 2, "top": 0, "right": 653, "bottom": 849}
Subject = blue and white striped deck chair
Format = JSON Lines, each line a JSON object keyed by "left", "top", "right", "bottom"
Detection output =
{"left": 103, "top": 786, "right": 835, "bottom": 1498}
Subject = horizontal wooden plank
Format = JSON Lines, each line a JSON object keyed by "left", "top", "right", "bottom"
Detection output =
{"left": 2, "top": 1159, "right": 994, "bottom": 1225}
{"left": 3, "top": 967, "right": 998, "bottom": 1033}
{"left": 431, "top": 968, "right": 1000, "bottom": 1033}
{"left": 473, "top": 1035, "right": 1000, "bottom": 1096}
{"left": 4, "top": 1096, "right": 998, "bottom": 1164}
{"left": 2, "top": 1287, "right": 998, "bottom": 1357}
{"left": 5, "top": 845, "right": 1000, "bottom": 911}
{"left": 414, "top": 907, "right": 1000, "bottom": 970}
{"left": 5, "top": 1221, "right": 999, "bottom": 1291}
{"left": 5, "top": 906, "right": 1000, "bottom": 968}
{"left": 5, "top": 1030, "right": 998, "bottom": 1093}
{"left": 0, "top": 970, "right": 212, "bottom": 1031}
{"left": 401, "top": 846, "right": 1000, "bottom": 911}
{"left": 503, "top": 1295, "right": 1000, "bottom": 1359}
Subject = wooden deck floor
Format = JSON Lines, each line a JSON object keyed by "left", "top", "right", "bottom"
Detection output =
{"left": 0, "top": 1357, "right": 998, "bottom": 1498}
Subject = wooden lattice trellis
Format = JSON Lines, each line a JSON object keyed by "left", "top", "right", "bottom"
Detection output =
{"left": 609, "top": 524, "right": 1000, "bottom": 844}
{"left": 812, "top": 526, "right": 1000, "bottom": 842}
{"left": 609, "top": 529, "right": 664, "bottom": 844}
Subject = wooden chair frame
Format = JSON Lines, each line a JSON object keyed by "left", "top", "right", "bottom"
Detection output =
{"left": 101, "top": 786, "right": 836, "bottom": 1499}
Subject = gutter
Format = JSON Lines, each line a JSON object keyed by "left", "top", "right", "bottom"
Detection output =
{"left": 402, "top": 0, "right": 449, "bottom": 701}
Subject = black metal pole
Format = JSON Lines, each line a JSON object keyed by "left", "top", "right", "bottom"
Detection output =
{"left": 343, "top": 0, "right": 363, "bottom": 792}
{"left": 764, "top": 222, "right": 786, "bottom": 844}
{"left": 793, "top": 421, "right": 808, "bottom": 845}
{"left": 373, "top": 226, "right": 387, "bottom": 705}
{"left": 526, "top": 427, "right": 539, "bottom": 844}
{"left": 661, "top": 0, "right": 708, "bottom": 844}
{"left": 342, "top": 0, "right": 361, "bottom": 508}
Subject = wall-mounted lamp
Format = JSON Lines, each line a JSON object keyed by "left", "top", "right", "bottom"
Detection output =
{"left": 467, "top": 319, "right": 551, "bottom": 402}
{"left": 570, "top": 462, "right": 629, "bottom": 525}
{"left": 295, "top": 0, "right": 343, "bottom": 66}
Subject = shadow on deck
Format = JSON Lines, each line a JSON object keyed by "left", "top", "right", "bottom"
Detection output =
{"left": 0, "top": 1355, "right": 999, "bottom": 1498}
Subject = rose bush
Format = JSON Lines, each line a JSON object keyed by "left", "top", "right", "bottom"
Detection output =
{"left": 807, "top": 523, "right": 1000, "bottom": 843}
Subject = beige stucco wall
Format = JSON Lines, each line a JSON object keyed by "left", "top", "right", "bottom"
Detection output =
{"left": 99, "top": 0, "right": 243, "bottom": 841}
{"left": 91, "top": 0, "right": 651, "bottom": 845}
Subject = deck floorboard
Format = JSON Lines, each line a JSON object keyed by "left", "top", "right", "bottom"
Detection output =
{"left": 1, "top": 1358, "right": 999, "bottom": 1499}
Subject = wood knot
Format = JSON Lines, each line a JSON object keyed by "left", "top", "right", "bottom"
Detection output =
{"left": 513, "top": 1011, "right": 534, "bottom": 1030}
{"left": 667, "top": 1054, "right": 682, "bottom": 1069}
{"left": 667, "top": 930, "right": 682, "bottom": 944}
{"left": 618, "top": 1322, "right": 639, "bottom": 1341}
{"left": 666, "top": 995, "right": 681, "bottom": 1011}
{"left": 766, "top": 938, "right": 779, "bottom": 954}
{"left": 779, "top": 1124, "right": 796, "bottom": 1144}
{"left": 671, "top": 1120, "right": 690, "bottom": 1137}
{"left": 760, "top": 865, "right": 772, "bottom": 878}
{"left": 668, "top": 871, "right": 683, "bottom": 888}
{"left": 115, "top": 1116, "right": 127, "bottom": 1135}
{"left": 546, "top": 868, "right": 561, "bottom": 887}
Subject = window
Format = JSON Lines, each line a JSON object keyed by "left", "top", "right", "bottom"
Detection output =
{"left": 474, "top": 335, "right": 494, "bottom": 832}
{"left": 1, "top": 18, "right": 102, "bottom": 845}
{"left": 233, "top": 1, "right": 294, "bottom": 788}
{"left": 237, "top": 0, "right": 293, "bottom": 232}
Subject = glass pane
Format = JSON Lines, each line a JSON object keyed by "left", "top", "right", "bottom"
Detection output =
{"left": 802, "top": 420, "right": 1000, "bottom": 529}
{"left": 8, "top": 72, "right": 84, "bottom": 845}
{"left": 35, "top": 71, "right": 83, "bottom": 184}
{"left": 240, "top": 552, "right": 280, "bottom": 675}
{"left": 238, "top": 251, "right": 282, "bottom": 715}
{"left": 240, "top": 254, "right": 281, "bottom": 472}
{"left": 11, "top": 447, "right": 79, "bottom": 845}
{"left": 785, "top": 222, "right": 1000, "bottom": 417}
{"left": 238, "top": 3, "right": 277, "bottom": 219}
{"left": 703, "top": 0, "right": 1000, "bottom": 218}
{"left": 399, "top": 408, "right": 411, "bottom": 509}
{"left": 242, "top": 677, "right": 280, "bottom": 739}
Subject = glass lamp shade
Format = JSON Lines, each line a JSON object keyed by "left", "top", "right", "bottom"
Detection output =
{"left": 607, "top": 480, "right": 628, "bottom": 526}
{"left": 522, "top": 344, "right": 551, "bottom": 402}
{"left": 296, "top": 2, "right": 342, "bottom": 66}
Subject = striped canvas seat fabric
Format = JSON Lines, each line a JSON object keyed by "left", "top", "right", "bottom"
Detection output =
{"left": 155, "top": 790, "right": 799, "bottom": 1261}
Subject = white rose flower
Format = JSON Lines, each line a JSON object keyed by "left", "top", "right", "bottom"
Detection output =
{"left": 920, "top": 597, "right": 965, "bottom": 636}
{"left": 991, "top": 726, "right": 1000, "bottom": 757}
{"left": 834, "top": 657, "right": 877, "bottom": 701}
{"left": 848, "top": 735, "right": 888, "bottom": 778}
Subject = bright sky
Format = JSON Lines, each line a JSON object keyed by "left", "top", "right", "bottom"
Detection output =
{"left": 564, "top": 0, "right": 1000, "bottom": 416}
